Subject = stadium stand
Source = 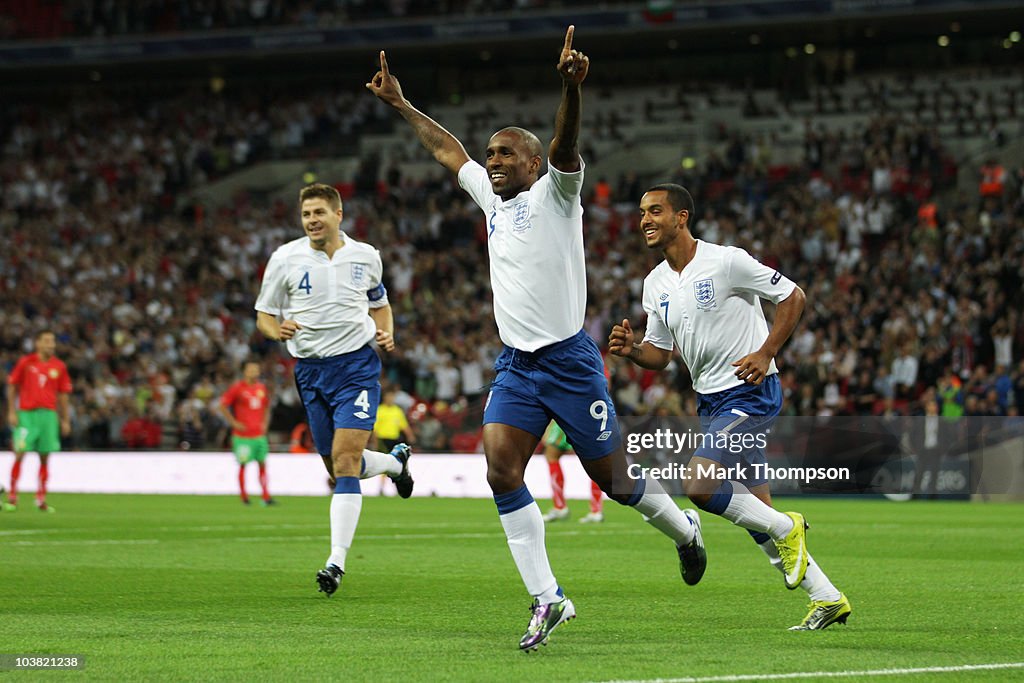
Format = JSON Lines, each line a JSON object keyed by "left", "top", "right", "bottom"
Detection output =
{"left": 1, "top": 5, "right": 1022, "bottom": 454}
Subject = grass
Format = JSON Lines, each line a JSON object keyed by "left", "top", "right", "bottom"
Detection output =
{"left": 1, "top": 494, "right": 1022, "bottom": 682}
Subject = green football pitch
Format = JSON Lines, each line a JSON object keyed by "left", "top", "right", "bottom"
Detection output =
{"left": 1, "top": 494, "right": 1022, "bottom": 682}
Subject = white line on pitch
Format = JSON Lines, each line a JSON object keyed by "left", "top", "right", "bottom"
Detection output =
{"left": 597, "top": 661, "right": 1024, "bottom": 683}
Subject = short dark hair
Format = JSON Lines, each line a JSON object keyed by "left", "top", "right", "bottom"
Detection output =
{"left": 495, "top": 126, "right": 543, "bottom": 159}
{"left": 645, "top": 183, "right": 695, "bottom": 230}
{"left": 299, "top": 183, "right": 342, "bottom": 211}
{"left": 35, "top": 329, "right": 55, "bottom": 341}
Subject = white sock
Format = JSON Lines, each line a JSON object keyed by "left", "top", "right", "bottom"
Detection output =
{"left": 361, "top": 449, "right": 402, "bottom": 478}
{"left": 499, "top": 502, "right": 561, "bottom": 604}
{"left": 633, "top": 478, "right": 695, "bottom": 545}
{"left": 721, "top": 482, "right": 794, "bottom": 540}
{"left": 757, "top": 541, "right": 841, "bottom": 602}
{"left": 326, "top": 493, "right": 363, "bottom": 571}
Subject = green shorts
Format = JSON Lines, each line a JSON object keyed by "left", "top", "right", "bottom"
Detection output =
{"left": 232, "top": 436, "right": 269, "bottom": 464}
{"left": 14, "top": 409, "right": 61, "bottom": 454}
{"left": 544, "top": 422, "right": 572, "bottom": 451}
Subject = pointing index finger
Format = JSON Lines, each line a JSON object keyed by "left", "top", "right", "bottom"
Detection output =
{"left": 380, "top": 50, "right": 389, "bottom": 75}
{"left": 563, "top": 25, "right": 574, "bottom": 52}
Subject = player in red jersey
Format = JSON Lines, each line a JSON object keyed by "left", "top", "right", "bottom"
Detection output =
{"left": 216, "top": 360, "right": 274, "bottom": 506}
{"left": 5, "top": 331, "right": 72, "bottom": 512}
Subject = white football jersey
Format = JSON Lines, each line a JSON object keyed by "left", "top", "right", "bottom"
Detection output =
{"left": 458, "top": 159, "right": 586, "bottom": 352}
{"left": 255, "top": 232, "right": 388, "bottom": 359}
{"left": 641, "top": 240, "right": 796, "bottom": 395}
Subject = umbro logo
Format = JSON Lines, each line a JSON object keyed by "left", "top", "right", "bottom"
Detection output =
{"left": 596, "top": 431, "right": 612, "bottom": 442}
{"left": 354, "top": 411, "right": 369, "bottom": 419}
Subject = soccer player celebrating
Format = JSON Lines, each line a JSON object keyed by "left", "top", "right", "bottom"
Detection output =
{"left": 609, "top": 183, "right": 851, "bottom": 630}
{"left": 541, "top": 421, "right": 604, "bottom": 524}
{"left": 5, "top": 330, "right": 72, "bottom": 513}
{"left": 256, "top": 183, "right": 414, "bottom": 596}
{"left": 369, "top": 27, "right": 705, "bottom": 650}
{"left": 216, "top": 360, "right": 275, "bottom": 506}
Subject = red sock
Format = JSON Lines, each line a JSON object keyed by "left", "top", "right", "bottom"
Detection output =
{"left": 258, "top": 463, "right": 270, "bottom": 502}
{"left": 238, "top": 466, "right": 248, "bottom": 503}
{"left": 36, "top": 462, "right": 48, "bottom": 506}
{"left": 9, "top": 460, "right": 22, "bottom": 504}
{"left": 548, "top": 460, "right": 565, "bottom": 510}
{"left": 589, "top": 480, "right": 603, "bottom": 514}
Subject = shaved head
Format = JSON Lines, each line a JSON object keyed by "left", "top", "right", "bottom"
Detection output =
{"left": 495, "top": 127, "right": 543, "bottom": 159}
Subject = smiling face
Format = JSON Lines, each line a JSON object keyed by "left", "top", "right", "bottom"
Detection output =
{"left": 301, "top": 197, "right": 343, "bottom": 251}
{"left": 638, "top": 190, "right": 689, "bottom": 249}
{"left": 485, "top": 128, "right": 543, "bottom": 200}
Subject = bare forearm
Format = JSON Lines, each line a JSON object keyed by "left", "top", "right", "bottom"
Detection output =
{"left": 759, "top": 287, "right": 805, "bottom": 357}
{"left": 257, "top": 312, "right": 282, "bottom": 341}
{"left": 58, "top": 394, "right": 70, "bottom": 423}
{"left": 395, "top": 102, "right": 470, "bottom": 175}
{"left": 370, "top": 305, "right": 394, "bottom": 337}
{"left": 6, "top": 385, "right": 16, "bottom": 414}
{"left": 549, "top": 84, "right": 582, "bottom": 171}
{"left": 627, "top": 342, "right": 672, "bottom": 371}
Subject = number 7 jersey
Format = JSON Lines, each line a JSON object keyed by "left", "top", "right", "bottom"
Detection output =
{"left": 640, "top": 240, "right": 796, "bottom": 395}
{"left": 255, "top": 232, "right": 388, "bottom": 359}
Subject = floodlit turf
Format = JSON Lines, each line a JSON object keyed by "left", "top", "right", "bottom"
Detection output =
{"left": 1, "top": 494, "right": 1022, "bottom": 682}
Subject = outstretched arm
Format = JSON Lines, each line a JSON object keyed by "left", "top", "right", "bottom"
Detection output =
{"left": 549, "top": 25, "right": 589, "bottom": 173}
{"left": 367, "top": 50, "right": 471, "bottom": 176}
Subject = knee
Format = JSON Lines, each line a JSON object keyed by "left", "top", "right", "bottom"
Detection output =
{"left": 683, "top": 478, "right": 716, "bottom": 510}
{"left": 486, "top": 461, "right": 525, "bottom": 494}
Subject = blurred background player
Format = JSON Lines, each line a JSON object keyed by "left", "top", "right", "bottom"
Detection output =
{"left": 216, "top": 359, "right": 275, "bottom": 506}
{"left": 5, "top": 330, "right": 72, "bottom": 513}
{"left": 256, "top": 183, "right": 414, "bottom": 596}
{"left": 372, "top": 385, "right": 416, "bottom": 495}
{"left": 541, "top": 420, "right": 604, "bottom": 523}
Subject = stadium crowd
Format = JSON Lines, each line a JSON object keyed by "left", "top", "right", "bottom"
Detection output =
{"left": 1, "top": 74, "right": 1023, "bottom": 453}
{"left": 2, "top": 0, "right": 642, "bottom": 40}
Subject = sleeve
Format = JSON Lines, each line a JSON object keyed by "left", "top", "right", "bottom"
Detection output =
{"left": 57, "top": 361, "right": 72, "bottom": 393}
{"left": 366, "top": 248, "right": 389, "bottom": 309}
{"left": 7, "top": 357, "right": 26, "bottom": 386}
{"left": 398, "top": 411, "right": 409, "bottom": 431}
{"left": 640, "top": 278, "right": 675, "bottom": 351}
{"left": 536, "top": 158, "right": 585, "bottom": 218}
{"left": 726, "top": 248, "right": 797, "bottom": 304}
{"left": 220, "top": 383, "right": 238, "bottom": 409}
{"left": 457, "top": 160, "right": 495, "bottom": 211}
{"left": 255, "top": 251, "right": 287, "bottom": 315}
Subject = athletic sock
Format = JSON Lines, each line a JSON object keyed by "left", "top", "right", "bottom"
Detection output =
{"left": 495, "top": 485, "right": 561, "bottom": 604}
{"left": 702, "top": 480, "right": 794, "bottom": 540}
{"left": 548, "top": 461, "right": 565, "bottom": 510}
{"left": 258, "top": 463, "right": 270, "bottom": 501}
{"left": 36, "top": 462, "right": 48, "bottom": 506}
{"left": 327, "top": 477, "right": 362, "bottom": 571}
{"left": 589, "top": 480, "right": 603, "bottom": 514}
{"left": 238, "top": 466, "right": 248, "bottom": 503}
{"left": 756, "top": 538, "right": 841, "bottom": 602}
{"left": 360, "top": 448, "right": 402, "bottom": 478}
{"left": 630, "top": 477, "right": 695, "bottom": 545}
{"left": 9, "top": 460, "right": 21, "bottom": 504}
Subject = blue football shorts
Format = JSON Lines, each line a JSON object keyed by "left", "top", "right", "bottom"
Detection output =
{"left": 484, "top": 329, "right": 621, "bottom": 460}
{"left": 294, "top": 344, "right": 381, "bottom": 456}
{"left": 693, "top": 374, "right": 782, "bottom": 487}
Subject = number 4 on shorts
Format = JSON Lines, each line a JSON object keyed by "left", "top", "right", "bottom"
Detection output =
{"left": 353, "top": 390, "right": 371, "bottom": 419}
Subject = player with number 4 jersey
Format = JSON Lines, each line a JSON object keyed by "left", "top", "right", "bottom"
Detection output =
{"left": 256, "top": 183, "right": 414, "bottom": 596}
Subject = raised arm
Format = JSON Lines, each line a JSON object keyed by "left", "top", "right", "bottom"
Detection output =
{"left": 549, "top": 25, "right": 589, "bottom": 173}
{"left": 367, "top": 50, "right": 471, "bottom": 176}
